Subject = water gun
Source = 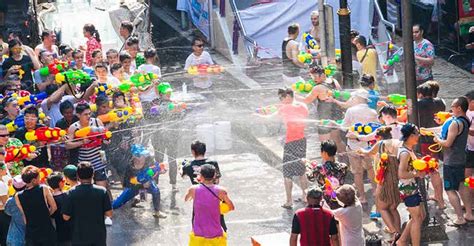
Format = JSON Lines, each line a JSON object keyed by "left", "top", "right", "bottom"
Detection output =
{"left": 74, "top": 126, "right": 112, "bottom": 148}
{"left": 383, "top": 54, "right": 401, "bottom": 70}
{"left": 129, "top": 73, "right": 158, "bottom": 91}
{"left": 328, "top": 89, "right": 351, "bottom": 101}
{"left": 434, "top": 111, "right": 452, "bottom": 125}
{"left": 324, "top": 64, "right": 337, "bottom": 77}
{"left": 297, "top": 51, "right": 313, "bottom": 64}
{"left": 130, "top": 162, "right": 166, "bottom": 185}
{"left": 39, "top": 59, "right": 68, "bottom": 76}
{"left": 324, "top": 176, "right": 339, "bottom": 199}
{"left": 412, "top": 155, "right": 439, "bottom": 173}
{"left": 316, "top": 119, "right": 343, "bottom": 127}
{"left": 375, "top": 153, "right": 389, "bottom": 184}
{"left": 38, "top": 168, "right": 53, "bottom": 184}
{"left": 335, "top": 49, "right": 341, "bottom": 60}
{"left": 4, "top": 144, "right": 36, "bottom": 163}
{"left": 97, "top": 107, "right": 133, "bottom": 124}
{"left": 6, "top": 115, "right": 25, "bottom": 133}
{"left": 55, "top": 69, "right": 92, "bottom": 85}
{"left": 256, "top": 105, "right": 278, "bottom": 115}
{"left": 396, "top": 105, "right": 408, "bottom": 123}
{"left": 167, "top": 102, "right": 187, "bottom": 112}
{"left": 302, "top": 32, "right": 319, "bottom": 50}
{"left": 17, "top": 92, "right": 47, "bottom": 106}
{"left": 135, "top": 54, "right": 146, "bottom": 67}
{"left": 465, "top": 177, "right": 474, "bottom": 189}
{"left": 187, "top": 64, "right": 224, "bottom": 75}
{"left": 95, "top": 83, "right": 112, "bottom": 96}
{"left": 350, "top": 122, "right": 382, "bottom": 135}
{"left": 292, "top": 79, "right": 315, "bottom": 93}
{"left": 387, "top": 94, "right": 406, "bottom": 106}
{"left": 118, "top": 82, "right": 134, "bottom": 93}
{"left": 129, "top": 94, "right": 143, "bottom": 120}
{"left": 25, "top": 127, "right": 66, "bottom": 143}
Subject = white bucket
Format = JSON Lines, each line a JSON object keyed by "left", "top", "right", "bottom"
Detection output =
{"left": 214, "top": 121, "right": 232, "bottom": 150}
{"left": 196, "top": 124, "right": 215, "bottom": 153}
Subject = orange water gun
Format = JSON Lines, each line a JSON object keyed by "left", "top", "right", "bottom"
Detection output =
{"left": 25, "top": 127, "right": 66, "bottom": 143}
{"left": 97, "top": 107, "right": 133, "bottom": 124}
{"left": 4, "top": 144, "right": 36, "bottom": 163}
{"left": 396, "top": 105, "right": 408, "bottom": 123}
{"left": 434, "top": 111, "right": 451, "bottom": 125}
{"left": 375, "top": 153, "right": 389, "bottom": 184}
{"left": 412, "top": 155, "right": 439, "bottom": 173}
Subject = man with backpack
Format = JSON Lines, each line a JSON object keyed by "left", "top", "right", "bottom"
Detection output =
{"left": 353, "top": 35, "right": 378, "bottom": 84}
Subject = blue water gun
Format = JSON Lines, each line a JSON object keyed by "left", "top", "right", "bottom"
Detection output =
{"left": 350, "top": 122, "right": 382, "bottom": 135}
{"left": 129, "top": 163, "right": 164, "bottom": 192}
{"left": 6, "top": 115, "right": 25, "bottom": 133}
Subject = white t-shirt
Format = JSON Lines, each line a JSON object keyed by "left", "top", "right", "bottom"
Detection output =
{"left": 107, "top": 76, "right": 121, "bottom": 88}
{"left": 137, "top": 64, "right": 161, "bottom": 102}
{"left": 41, "top": 95, "right": 76, "bottom": 127}
{"left": 0, "top": 176, "right": 11, "bottom": 209}
{"left": 332, "top": 202, "right": 365, "bottom": 246}
{"left": 184, "top": 51, "right": 214, "bottom": 70}
{"left": 342, "top": 103, "right": 378, "bottom": 150}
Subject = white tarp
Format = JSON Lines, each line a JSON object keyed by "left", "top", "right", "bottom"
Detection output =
{"left": 239, "top": 0, "right": 371, "bottom": 58}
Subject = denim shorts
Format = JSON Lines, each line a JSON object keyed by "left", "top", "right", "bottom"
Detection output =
{"left": 403, "top": 193, "right": 422, "bottom": 208}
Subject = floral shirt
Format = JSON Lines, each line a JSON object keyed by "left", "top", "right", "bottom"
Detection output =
{"left": 414, "top": 39, "right": 434, "bottom": 81}
{"left": 86, "top": 37, "right": 102, "bottom": 66}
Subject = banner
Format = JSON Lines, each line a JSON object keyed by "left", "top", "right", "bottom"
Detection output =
{"left": 185, "top": 0, "right": 211, "bottom": 40}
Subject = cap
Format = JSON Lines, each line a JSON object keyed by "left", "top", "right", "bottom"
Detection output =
{"left": 131, "top": 144, "right": 150, "bottom": 157}
{"left": 157, "top": 82, "right": 173, "bottom": 94}
{"left": 351, "top": 89, "right": 369, "bottom": 100}
{"left": 12, "top": 175, "right": 26, "bottom": 189}
{"left": 307, "top": 186, "right": 323, "bottom": 199}
{"left": 63, "top": 165, "right": 77, "bottom": 179}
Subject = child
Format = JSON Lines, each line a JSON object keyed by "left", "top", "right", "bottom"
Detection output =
{"left": 119, "top": 52, "right": 133, "bottom": 80}
{"left": 112, "top": 144, "right": 167, "bottom": 218}
{"left": 62, "top": 164, "right": 78, "bottom": 190}
{"left": 137, "top": 48, "right": 161, "bottom": 105}
{"left": 360, "top": 74, "right": 379, "bottom": 110}
{"left": 314, "top": 140, "right": 348, "bottom": 209}
{"left": 47, "top": 172, "right": 72, "bottom": 245}
{"left": 4, "top": 175, "right": 26, "bottom": 246}
{"left": 329, "top": 184, "right": 365, "bottom": 246}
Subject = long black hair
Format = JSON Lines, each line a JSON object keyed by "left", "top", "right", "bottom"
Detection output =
{"left": 83, "top": 23, "right": 101, "bottom": 43}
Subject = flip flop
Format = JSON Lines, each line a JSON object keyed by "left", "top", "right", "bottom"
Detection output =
{"left": 390, "top": 233, "right": 401, "bottom": 246}
{"left": 281, "top": 204, "right": 293, "bottom": 210}
{"left": 448, "top": 221, "right": 467, "bottom": 227}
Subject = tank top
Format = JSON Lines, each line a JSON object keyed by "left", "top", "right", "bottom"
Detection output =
{"left": 397, "top": 146, "right": 418, "bottom": 197}
{"left": 193, "top": 184, "right": 223, "bottom": 238}
{"left": 18, "top": 185, "right": 56, "bottom": 242}
{"left": 72, "top": 118, "right": 106, "bottom": 171}
{"left": 443, "top": 116, "right": 470, "bottom": 167}
{"left": 282, "top": 38, "right": 301, "bottom": 77}
{"left": 316, "top": 80, "right": 341, "bottom": 120}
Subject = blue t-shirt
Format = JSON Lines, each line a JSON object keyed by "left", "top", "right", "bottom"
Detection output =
{"left": 367, "top": 89, "right": 380, "bottom": 110}
{"left": 4, "top": 197, "right": 26, "bottom": 246}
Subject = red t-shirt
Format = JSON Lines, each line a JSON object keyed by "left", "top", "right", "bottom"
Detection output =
{"left": 278, "top": 102, "right": 308, "bottom": 143}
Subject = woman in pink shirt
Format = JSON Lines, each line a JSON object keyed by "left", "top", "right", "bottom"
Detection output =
{"left": 83, "top": 24, "right": 102, "bottom": 66}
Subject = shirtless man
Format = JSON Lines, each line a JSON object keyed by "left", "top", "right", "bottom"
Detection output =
{"left": 34, "top": 30, "right": 59, "bottom": 58}
{"left": 309, "top": 11, "right": 320, "bottom": 43}
{"left": 282, "top": 24, "right": 304, "bottom": 85}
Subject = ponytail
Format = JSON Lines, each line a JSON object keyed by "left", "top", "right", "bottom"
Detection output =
{"left": 93, "top": 30, "right": 101, "bottom": 43}
{"left": 83, "top": 24, "right": 101, "bottom": 43}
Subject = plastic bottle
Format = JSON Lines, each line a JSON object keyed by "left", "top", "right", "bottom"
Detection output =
{"left": 182, "top": 82, "right": 187, "bottom": 94}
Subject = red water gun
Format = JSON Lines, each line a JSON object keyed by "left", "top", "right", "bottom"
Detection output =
{"left": 39, "top": 168, "right": 53, "bottom": 184}
{"left": 74, "top": 126, "right": 112, "bottom": 148}
{"left": 25, "top": 127, "right": 66, "bottom": 143}
{"left": 39, "top": 59, "right": 69, "bottom": 76}
{"left": 375, "top": 153, "right": 389, "bottom": 184}
{"left": 412, "top": 155, "right": 439, "bottom": 173}
{"left": 465, "top": 177, "right": 474, "bottom": 189}
{"left": 4, "top": 144, "right": 36, "bottom": 163}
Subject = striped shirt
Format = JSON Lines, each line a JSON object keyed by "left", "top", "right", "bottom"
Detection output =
{"left": 73, "top": 118, "right": 106, "bottom": 171}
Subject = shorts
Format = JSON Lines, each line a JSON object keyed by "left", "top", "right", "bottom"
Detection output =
{"left": 347, "top": 153, "right": 372, "bottom": 175}
{"left": 93, "top": 168, "right": 108, "bottom": 182}
{"left": 466, "top": 150, "right": 474, "bottom": 169}
{"left": 282, "top": 138, "right": 307, "bottom": 178}
{"left": 443, "top": 165, "right": 465, "bottom": 191}
{"left": 403, "top": 193, "right": 422, "bottom": 207}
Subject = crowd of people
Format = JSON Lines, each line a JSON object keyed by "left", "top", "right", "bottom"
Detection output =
{"left": 273, "top": 13, "right": 473, "bottom": 246}
{"left": 0, "top": 19, "right": 229, "bottom": 245}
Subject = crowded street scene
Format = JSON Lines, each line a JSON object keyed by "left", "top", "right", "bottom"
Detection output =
{"left": 0, "top": 0, "right": 474, "bottom": 245}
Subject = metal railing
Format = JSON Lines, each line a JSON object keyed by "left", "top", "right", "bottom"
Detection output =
{"left": 230, "top": 0, "right": 258, "bottom": 61}
{"left": 373, "top": 0, "right": 396, "bottom": 42}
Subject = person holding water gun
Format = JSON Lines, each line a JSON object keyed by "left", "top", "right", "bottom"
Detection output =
{"left": 112, "top": 144, "right": 167, "bottom": 218}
